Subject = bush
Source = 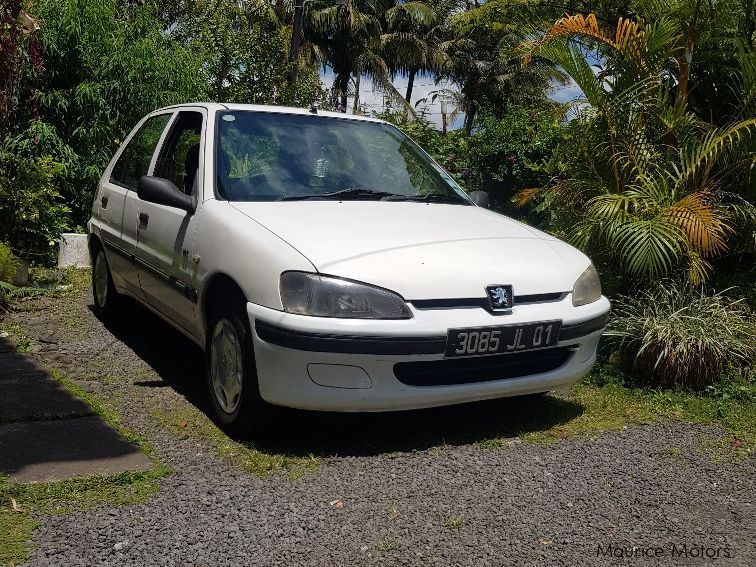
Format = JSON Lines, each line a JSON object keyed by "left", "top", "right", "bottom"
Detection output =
{"left": 606, "top": 282, "right": 756, "bottom": 390}
{"left": 0, "top": 242, "right": 19, "bottom": 283}
{"left": 0, "top": 145, "right": 69, "bottom": 262}
{"left": 379, "top": 104, "right": 566, "bottom": 209}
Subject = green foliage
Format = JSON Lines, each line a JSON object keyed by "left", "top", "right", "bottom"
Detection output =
{"left": 0, "top": 242, "right": 18, "bottom": 283}
{"left": 0, "top": 144, "right": 68, "bottom": 261}
{"left": 519, "top": 12, "right": 756, "bottom": 284}
{"left": 441, "top": 0, "right": 567, "bottom": 133}
{"left": 456, "top": 106, "right": 566, "bottom": 207}
{"left": 606, "top": 282, "right": 756, "bottom": 390}
{"left": 171, "top": 0, "right": 324, "bottom": 108}
{"left": 306, "top": 0, "right": 412, "bottom": 113}
{"left": 10, "top": 0, "right": 208, "bottom": 229}
{"left": 382, "top": 103, "right": 567, "bottom": 210}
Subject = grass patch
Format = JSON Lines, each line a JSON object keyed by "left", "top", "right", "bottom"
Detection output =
{"left": 0, "top": 469, "right": 168, "bottom": 566}
{"left": 470, "top": 364, "right": 756, "bottom": 455}
{"left": 28, "top": 266, "right": 90, "bottom": 296}
{"left": 375, "top": 537, "right": 399, "bottom": 552}
{"left": 0, "top": 321, "right": 31, "bottom": 353}
{"left": 0, "top": 369, "right": 171, "bottom": 565}
{"left": 514, "top": 372, "right": 756, "bottom": 455}
{"left": 150, "top": 400, "right": 319, "bottom": 479}
{"left": 50, "top": 369, "right": 155, "bottom": 457}
{"left": 443, "top": 516, "right": 464, "bottom": 529}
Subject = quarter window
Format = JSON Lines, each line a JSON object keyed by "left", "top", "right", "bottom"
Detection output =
{"left": 110, "top": 114, "right": 171, "bottom": 190}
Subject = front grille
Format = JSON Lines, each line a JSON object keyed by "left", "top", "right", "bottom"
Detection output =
{"left": 394, "top": 347, "right": 573, "bottom": 387}
{"left": 409, "top": 292, "right": 565, "bottom": 312}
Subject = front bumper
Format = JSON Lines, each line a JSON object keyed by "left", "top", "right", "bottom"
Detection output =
{"left": 247, "top": 295, "right": 610, "bottom": 411}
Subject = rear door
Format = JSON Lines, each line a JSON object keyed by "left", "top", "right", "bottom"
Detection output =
{"left": 135, "top": 109, "right": 206, "bottom": 336}
{"left": 97, "top": 112, "right": 173, "bottom": 296}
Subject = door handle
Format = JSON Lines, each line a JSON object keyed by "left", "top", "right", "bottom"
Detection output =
{"left": 138, "top": 212, "right": 149, "bottom": 229}
{"left": 100, "top": 195, "right": 108, "bottom": 208}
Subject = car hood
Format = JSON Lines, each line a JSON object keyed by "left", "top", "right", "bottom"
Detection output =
{"left": 231, "top": 202, "right": 589, "bottom": 299}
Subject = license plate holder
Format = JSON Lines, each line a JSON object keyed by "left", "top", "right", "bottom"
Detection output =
{"left": 445, "top": 321, "right": 562, "bottom": 358}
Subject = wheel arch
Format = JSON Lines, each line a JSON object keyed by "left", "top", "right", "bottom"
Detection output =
{"left": 200, "top": 272, "right": 248, "bottom": 346}
{"left": 88, "top": 233, "right": 103, "bottom": 260}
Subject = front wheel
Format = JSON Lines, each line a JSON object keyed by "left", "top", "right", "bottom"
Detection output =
{"left": 206, "top": 301, "right": 269, "bottom": 434}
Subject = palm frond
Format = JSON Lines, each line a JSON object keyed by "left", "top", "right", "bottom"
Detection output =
{"left": 384, "top": 2, "right": 436, "bottom": 29}
{"left": 610, "top": 217, "right": 684, "bottom": 279}
{"left": 676, "top": 118, "right": 756, "bottom": 186}
{"left": 662, "top": 191, "right": 732, "bottom": 257}
{"left": 522, "top": 14, "right": 610, "bottom": 67}
{"left": 536, "top": 40, "right": 605, "bottom": 107}
{"left": 511, "top": 187, "right": 541, "bottom": 207}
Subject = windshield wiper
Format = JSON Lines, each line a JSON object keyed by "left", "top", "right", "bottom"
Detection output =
{"left": 382, "top": 193, "right": 466, "bottom": 203}
{"left": 281, "top": 188, "right": 404, "bottom": 201}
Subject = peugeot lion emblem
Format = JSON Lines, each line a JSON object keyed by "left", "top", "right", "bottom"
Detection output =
{"left": 485, "top": 285, "right": 514, "bottom": 311}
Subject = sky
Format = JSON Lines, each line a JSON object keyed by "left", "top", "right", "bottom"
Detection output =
{"left": 320, "top": 67, "right": 584, "bottom": 130}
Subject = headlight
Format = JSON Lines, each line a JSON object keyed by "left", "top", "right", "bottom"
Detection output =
{"left": 572, "top": 264, "right": 602, "bottom": 306}
{"left": 280, "top": 272, "right": 412, "bottom": 319}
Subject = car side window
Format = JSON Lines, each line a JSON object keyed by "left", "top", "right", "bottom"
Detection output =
{"left": 111, "top": 114, "right": 172, "bottom": 190}
{"left": 154, "top": 111, "right": 203, "bottom": 195}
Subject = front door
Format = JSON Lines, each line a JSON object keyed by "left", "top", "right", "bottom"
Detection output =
{"left": 135, "top": 110, "right": 205, "bottom": 336}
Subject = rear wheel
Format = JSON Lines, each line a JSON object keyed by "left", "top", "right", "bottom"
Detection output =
{"left": 206, "top": 298, "right": 269, "bottom": 434}
{"left": 91, "top": 245, "right": 122, "bottom": 316}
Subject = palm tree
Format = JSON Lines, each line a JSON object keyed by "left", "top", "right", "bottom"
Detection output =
{"left": 438, "top": 2, "right": 562, "bottom": 133}
{"left": 381, "top": 0, "right": 453, "bottom": 102}
{"left": 518, "top": 14, "right": 756, "bottom": 283}
{"left": 306, "top": 0, "right": 412, "bottom": 114}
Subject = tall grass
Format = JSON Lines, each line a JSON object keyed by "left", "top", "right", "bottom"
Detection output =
{"left": 607, "top": 282, "right": 756, "bottom": 390}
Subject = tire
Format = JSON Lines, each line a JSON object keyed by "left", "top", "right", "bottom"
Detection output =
{"left": 91, "top": 244, "right": 122, "bottom": 317}
{"left": 205, "top": 297, "right": 270, "bottom": 435}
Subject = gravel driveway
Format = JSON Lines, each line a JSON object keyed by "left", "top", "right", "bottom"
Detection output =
{"left": 10, "top": 287, "right": 756, "bottom": 566}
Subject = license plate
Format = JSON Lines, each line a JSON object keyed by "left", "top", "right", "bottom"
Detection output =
{"left": 445, "top": 321, "right": 561, "bottom": 358}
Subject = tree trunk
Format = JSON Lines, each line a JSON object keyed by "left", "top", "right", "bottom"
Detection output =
{"left": 352, "top": 73, "right": 361, "bottom": 113}
{"left": 405, "top": 69, "right": 416, "bottom": 102}
{"left": 464, "top": 104, "right": 476, "bottom": 135}
{"left": 334, "top": 72, "right": 349, "bottom": 112}
{"left": 675, "top": 39, "right": 694, "bottom": 109}
{"left": 288, "top": 0, "right": 304, "bottom": 86}
{"left": 744, "top": 0, "right": 755, "bottom": 47}
{"left": 0, "top": 0, "right": 23, "bottom": 142}
{"left": 675, "top": 1, "right": 701, "bottom": 109}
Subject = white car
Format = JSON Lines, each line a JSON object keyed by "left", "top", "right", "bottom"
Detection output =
{"left": 88, "top": 103, "right": 610, "bottom": 432}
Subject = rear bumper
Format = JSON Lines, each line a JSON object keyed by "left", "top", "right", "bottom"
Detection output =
{"left": 247, "top": 296, "right": 610, "bottom": 411}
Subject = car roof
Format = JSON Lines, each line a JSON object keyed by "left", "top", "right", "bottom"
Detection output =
{"left": 154, "top": 102, "right": 388, "bottom": 125}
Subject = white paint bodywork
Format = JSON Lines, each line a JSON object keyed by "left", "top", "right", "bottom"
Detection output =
{"left": 89, "top": 102, "right": 610, "bottom": 412}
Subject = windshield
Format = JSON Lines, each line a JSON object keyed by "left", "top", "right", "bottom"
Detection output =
{"left": 215, "top": 111, "right": 470, "bottom": 204}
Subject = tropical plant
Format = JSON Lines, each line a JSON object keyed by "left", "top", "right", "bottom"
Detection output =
{"left": 8, "top": 0, "right": 208, "bottom": 228}
{"left": 607, "top": 281, "right": 756, "bottom": 390}
{"left": 518, "top": 13, "right": 756, "bottom": 284}
{"left": 306, "top": 0, "right": 413, "bottom": 114}
{"left": 381, "top": 0, "right": 452, "bottom": 102}
{"left": 439, "top": 0, "right": 566, "bottom": 133}
{"left": 0, "top": 143, "right": 68, "bottom": 262}
{"left": 0, "top": 243, "right": 19, "bottom": 284}
{"left": 169, "top": 0, "right": 323, "bottom": 107}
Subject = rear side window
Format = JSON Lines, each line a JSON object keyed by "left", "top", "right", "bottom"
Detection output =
{"left": 110, "top": 114, "right": 171, "bottom": 189}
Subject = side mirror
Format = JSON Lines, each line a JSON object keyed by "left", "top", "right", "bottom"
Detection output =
{"left": 468, "top": 191, "right": 489, "bottom": 208}
{"left": 137, "top": 176, "right": 195, "bottom": 213}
